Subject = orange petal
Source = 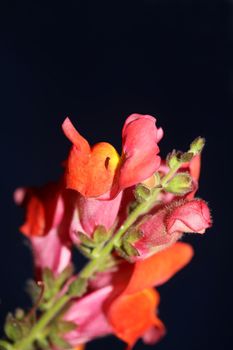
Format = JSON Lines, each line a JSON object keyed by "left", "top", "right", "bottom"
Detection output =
{"left": 20, "top": 196, "right": 45, "bottom": 236}
{"left": 65, "top": 142, "right": 120, "bottom": 197}
{"left": 62, "top": 117, "right": 90, "bottom": 153}
{"left": 63, "top": 119, "right": 120, "bottom": 197}
{"left": 125, "top": 242, "right": 194, "bottom": 294}
{"left": 108, "top": 288, "right": 165, "bottom": 348}
{"left": 19, "top": 182, "right": 62, "bottom": 237}
{"left": 73, "top": 345, "right": 85, "bottom": 350}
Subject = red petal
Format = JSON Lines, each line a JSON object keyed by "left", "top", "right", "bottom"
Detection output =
{"left": 125, "top": 242, "right": 194, "bottom": 293}
{"left": 108, "top": 288, "right": 164, "bottom": 348}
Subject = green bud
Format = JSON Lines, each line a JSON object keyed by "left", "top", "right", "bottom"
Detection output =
{"left": 41, "top": 268, "right": 57, "bottom": 302}
{"left": 36, "top": 338, "right": 50, "bottom": 350}
{"left": 26, "top": 280, "right": 41, "bottom": 303}
{"left": 0, "top": 340, "right": 14, "bottom": 350}
{"left": 134, "top": 184, "right": 151, "bottom": 203}
{"left": 77, "top": 244, "right": 93, "bottom": 258}
{"left": 54, "top": 320, "right": 77, "bottom": 334}
{"left": 77, "top": 232, "right": 95, "bottom": 247}
{"left": 190, "top": 137, "right": 205, "bottom": 155}
{"left": 123, "top": 227, "right": 142, "bottom": 244}
{"left": 122, "top": 241, "right": 140, "bottom": 257}
{"left": 68, "top": 277, "right": 88, "bottom": 297}
{"left": 93, "top": 225, "right": 110, "bottom": 244}
{"left": 55, "top": 265, "right": 74, "bottom": 290}
{"left": 180, "top": 151, "right": 194, "bottom": 163}
{"left": 164, "top": 172, "right": 193, "bottom": 195}
{"left": 4, "top": 314, "right": 22, "bottom": 342}
{"left": 166, "top": 150, "right": 182, "bottom": 169}
{"left": 49, "top": 334, "right": 71, "bottom": 349}
{"left": 14, "top": 309, "right": 25, "bottom": 321}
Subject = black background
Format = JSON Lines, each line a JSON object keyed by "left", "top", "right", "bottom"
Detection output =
{"left": 0, "top": 1, "right": 232, "bottom": 349}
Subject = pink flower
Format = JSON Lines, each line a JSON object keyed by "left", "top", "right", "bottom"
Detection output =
{"left": 128, "top": 199, "right": 211, "bottom": 261}
{"left": 62, "top": 114, "right": 163, "bottom": 198}
{"left": 166, "top": 199, "right": 212, "bottom": 234}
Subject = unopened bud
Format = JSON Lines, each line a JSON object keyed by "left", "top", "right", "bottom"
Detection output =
{"left": 93, "top": 225, "right": 111, "bottom": 244}
{"left": 134, "top": 184, "right": 151, "bottom": 203}
{"left": 164, "top": 173, "right": 193, "bottom": 195}
{"left": 190, "top": 137, "right": 205, "bottom": 155}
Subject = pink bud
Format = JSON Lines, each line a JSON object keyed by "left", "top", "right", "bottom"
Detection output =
{"left": 129, "top": 199, "right": 211, "bottom": 261}
{"left": 166, "top": 199, "right": 212, "bottom": 234}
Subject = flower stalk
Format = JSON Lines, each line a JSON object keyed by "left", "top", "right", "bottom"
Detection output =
{"left": 9, "top": 158, "right": 187, "bottom": 350}
{"left": 1, "top": 113, "right": 211, "bottom": 350}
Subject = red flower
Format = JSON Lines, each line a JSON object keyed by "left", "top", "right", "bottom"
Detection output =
{"left": 62, "top": 114, "right": 163, "bottom": 198}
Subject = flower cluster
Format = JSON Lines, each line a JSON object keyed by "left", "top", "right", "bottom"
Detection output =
{"left": 2, "top": 114, "right": 211, "bottom": 350}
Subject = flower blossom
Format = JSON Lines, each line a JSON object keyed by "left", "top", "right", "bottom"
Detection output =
{"left": 59, "top": 242, "right": 193, "bottom": 350}
{"left": 62, "top": 114, "right": 163, "bottom": 198}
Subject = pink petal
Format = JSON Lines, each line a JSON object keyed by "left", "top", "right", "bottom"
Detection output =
{"left": 118, "top": 114, "right": 163, "bottom": 190}
{"left": 77, "top": 192, "right": 122, "bottom": 237}
{"left": 63, "top": 286, "right": 113, "bottom": 345}
{"left": 31, "top": 228, "right": 71, "bottom": 277}
{"left": 166, "top": 199, "right": 212, "bottom": 234}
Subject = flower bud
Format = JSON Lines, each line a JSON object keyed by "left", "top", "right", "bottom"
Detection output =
{"left": 122, "top": 199, "right": 211, "bottom": 261}
{"left": 166, "top": 199, "right": 212, "bottom": 234}
{"left": 190, "top": 137, "right": 205, "bottom": 155}
{"left": 163, "top": 173, "right": 193, "bottom": 195}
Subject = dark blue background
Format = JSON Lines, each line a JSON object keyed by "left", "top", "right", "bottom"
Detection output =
{"left": 0, "top": 1, "right": 232, "bottom": 349}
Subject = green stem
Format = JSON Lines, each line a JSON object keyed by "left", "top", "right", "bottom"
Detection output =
{"left": 13, "top": 295, "right": 70, "bottom": 350}
{"left": 11, "top": 163, "right": 182, "bottom": 350}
